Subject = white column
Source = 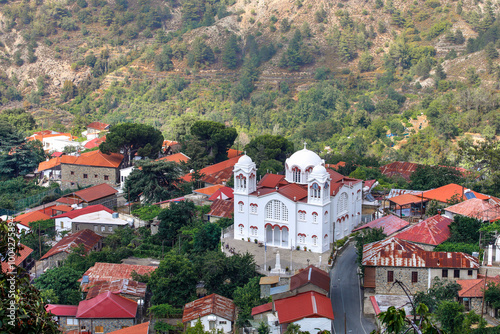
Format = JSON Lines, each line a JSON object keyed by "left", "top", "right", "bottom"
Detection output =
{"left": 488, "top": 244, "right": 493, "bottom": 266}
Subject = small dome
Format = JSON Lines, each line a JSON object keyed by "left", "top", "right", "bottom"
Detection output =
{"left": 312, "top": 165, "right": 327, "bottom": 175}
{"left": 286, "top": 147, "right": 322, "bottom": 171}
{"left": 238, "top": 154, "right": 253, "bottom": 165}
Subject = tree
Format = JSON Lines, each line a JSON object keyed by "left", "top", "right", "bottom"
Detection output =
{"left": 413, "top": 278, "right": 461, "bottom": 313}
{"left": 0, "top": 108, "right": 36, "bottom": 133}
{"left": 280, "top": 29, "right": 313, "bottom": 71}
{"left": 99, "top": 123, "right": 164, "bottom": 167}
{"left": 436, "top": 301, "right": 465, "bottom": 333}
{"left": 0, "top": 220, "right": 60, "bottom": 333}
{"left": 358, "top": 52, "right": 374, "bottom": 72}
{"left": 448, "top": 215, "right": 483, "bottom": 244}
{"left": 34, "top": 266, "right": 83, "bottom": 305}
{"left": 185, "top": 121, "right": 238, "bottom": 164}
{"left": 409, "top": 165, "right": 463, "bottom": 190}
{"left": 125, "top": 160, "right": 184, "bottom": 203}
{"left": 222, "top": 34, "right": 240, "bottom": 69}
{"left": 187, "top": 37, "right": 215, "bottom": 68}
{"left": 485, "top": 42, "right": 499, "bottom": 59}
{"left": 435, "top": 63, "right": 447, "bottom": 81}
{"left": 375, "top": 303, "right": 443, "bottom": 333}
{"left": 0, "top": 121, "right": 45, "bottom": 180}
{"left": 146, "top": 251, "right": 197, "bottom": 306}
{"left": 244, "top": 134, "right": 294, "bottom": 166}
{"left": 158, "top": 200, "right": 197, "bottom": 243}
{"left": 192, "top": 222, "right": 221, "bottom": 253}
{"left": 233, "top": 277, "right": 265, "bottom": 327}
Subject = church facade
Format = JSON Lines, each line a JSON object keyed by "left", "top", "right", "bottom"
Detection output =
{"left": 233, "top": 146, "right": 363, "bottom": 254}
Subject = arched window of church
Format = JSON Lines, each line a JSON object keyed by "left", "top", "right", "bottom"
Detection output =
{"left": 265, "top": 200, "right": 289, "bottom": 223}
{"left": 312, "top": 212, "right": 318, "bottom": 223}
{"left": 312, "top": 235, "right": 317, "bottom": 246}
{"left": 337, "top": 192, "right": 348, "bottom": 214}
{"left": 238, "top": 201, "right": 244, "bottom": 212}
{"left": 293, "top": 167, "right": 301, "bottom": 183}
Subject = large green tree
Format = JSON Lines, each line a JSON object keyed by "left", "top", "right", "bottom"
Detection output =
{"left": 158, "top": 200, "right": 196, "bottom": 243}
{"left": 244, "top": 134, "right": 294, "bottom": 167}
{"left": 125, "top": 160, "right": 184, "bottom": 203}
{"left": 222, "top": 34, "right": 240, "bottom": 69}
{"left": 0, "top": 121, "right": 45, "bottom": 180}
{"left": 409, "top": 165, "right": 463, "bottom": 190}
{"left": 233, "top": 277, "right": 266, "bottom": 327}
{"left": 99, "top": 123, "right": 164, "bottom": 167}
{"left": 34, "top": 266, "right": 83, "bottom": 305}
{"left": 185, "top": 120, "right": 238, "bottom": 164}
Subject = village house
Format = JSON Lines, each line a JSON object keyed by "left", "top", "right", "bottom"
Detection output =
{"left": 182, "top": 155, "right": 242, "bottom": 187}
{"left": 27, "top": 131, "right": 81, "bottom": 153}
{"left": 56, "top": 183, "right": 119, "bottom": 209}
{"left": 45, "top": 304, "right": 79, "bottom": 332}
{"left": 353, "top": 214, "right": 409, "bottom": 237}
{"left": 71, "top": 210, "right": 129, "bottom": 237}
{"left": 208, "top": 199, "right": 234, "bottom": 223}
{"left": 362, "top": 237, "right": 480, "bottom": 295}
{"left": 182, "top": 294, "right": 236, "bottom": 333}
{"left": 233, "top": 146, "right": 363, "bottom": 253}
{"left": 13, "top": 210, "right": 51, "bottom": 232}
{"left": 53, "top": 204, "right": 114, "bottom": 240}
{"left": 1, "top": 243, "right": 34, "bottom": 274}
{"left": 85, "top": 121, "right": 110, "bottom": 140}
{"left": 85, "top": 279, "right": 147, "bottom": 303}
{"left": 60, "top": 150, "right": 124, "bottom": 189}
{"left": 444, "top": 198, "right": 500, "bottom": 222}
{"left": 457, "top": 275, "right": 500, "bottom": 314}
{"left": 40, "top": 229, "right": 103, "bottom": 270}
{"left": 394, "top": 214, "right": 453, "bottom": 251}
{"left": 271, "top": 265, "right": 330, "bottom": 301}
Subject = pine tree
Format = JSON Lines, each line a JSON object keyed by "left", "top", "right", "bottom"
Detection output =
{"left": 222, "top": 34, "right": 240, "bottom": 69}
{"left": 435, "top": 63, "right": 447, "bottom": 81}
{"left": 485, "top": 42, "right": 499, "bottom": 59}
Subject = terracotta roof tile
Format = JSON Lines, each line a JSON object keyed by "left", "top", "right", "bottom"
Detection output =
{"left": 14, "top": 210, "right": 51, "bottom": 228}
{"left": 209, "top": 199, "right": 234, "bottom": 219}
{"left": 423, "top": 184, "right": 489, "bottom": 203}
{"left": 182, "top": 156, "right": 240, "bottom": 184}
{"left": 37, "top": 155, "right": 77, "bottom": 172}
{"left": 445, "top": 198, "right": 500, "bottom": 222}
{"left": 108, "top": 322, "right": 149, "bottom": 334}
{"left": 258, "top": 174, "right": 287, "bottom": 188}
{"left": 1, "top": 243, "right": 33, "bottom": 273}
{"left": 76, "top": 291, "right": 137, "bottom": 319}
{"left": 45, "top": 304, "right": 78, "bottom": 317}
{"left": 251, "top": 302, "right": 273, "bottom": 316}
{"left": 62, "top": 150, "right": 123, "bottom": 168}
{"left": 227, "top": 149, "right": 243, "bottom": 159}
{"left": 79, "top": 262, "right": 157, "bottom": 291}
{"left": 353, "top": 215, "right": 409, "bottom": 235}
{"left": 380, "top": 162, "right": 421, "bottom": 181}
{"left": 395, "top": 215, "right": 452, "bottom": 246}
{"left": 157, "top": 152, "right": 190, "bottom": 163}
{"left": 41, "top": 229, "right": 103, "bottom": 260}
{"left": 194, "top": 184, "right": 225, "bottom": 196}
{"left": 274, "top": 291, "right": 334, "bottom": 324}
{"left": 84, "top": 136, "right": 106, "bottom": 149}
{"left": 64, "top": 184, "right": 118, "bottom": 203}
{"left": 87, "top": 122, "right": 110, "bottom": 131}
{"left": 208, "top": 186, "right": 234, "bottom": 201}
{"left": 388, "top": 193, "right": 427, "bottom": 206}
{"left": 362, "top": 237, "right": 479, "bottom": 269}
{"left": 289, "top": 265, "right": 330, "bottom": 292}
{"left": 457, "top": 276, "right": 500, "bottom": 298}
{"left": 182, "top": 294, "right": 236, "bottom": 323}
{"left": 276, "top": 183, "right": 308, "bottom": 201}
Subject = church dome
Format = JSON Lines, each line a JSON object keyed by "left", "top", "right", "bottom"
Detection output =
{"left": 311, "top": 165, "right": 327, "bottom": 175}
{"left": 238, "top": 154, "right": 253, "bottom": 165}
{"left": 286, "top": 146, "right": 322, "bottom": 171}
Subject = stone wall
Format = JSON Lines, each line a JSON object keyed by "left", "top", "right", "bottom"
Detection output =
{"left": 61, "top": 164, "right": 119, "bottom": 189}
{"left": 88, "top": 194, "right": 117, "bottom": 210}
{"left": 79, "top": 318, "right": 135, "bottom": 333}
{"left": 375, "top": 267, "right": 429, "bottom": 294}
{"left": 42, "top": 252, "right": 68, "bottom": 271}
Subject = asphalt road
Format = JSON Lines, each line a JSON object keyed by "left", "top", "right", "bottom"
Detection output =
{"left": 330, "top": 243, "right": 377, "bottom": 334}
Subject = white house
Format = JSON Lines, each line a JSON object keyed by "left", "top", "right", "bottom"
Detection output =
{"left": 120, "top": 166, "right": 135, "bottom": 191}
{"left": 182, "top": 294, "right": 235, "bottom": 333}
{"left": 233, "top": 145, "right": 362, "bottom": 253}
{"left": 53, "top": 205, "right": 115, "bottom": 240}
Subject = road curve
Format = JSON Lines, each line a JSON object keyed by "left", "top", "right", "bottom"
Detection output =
{"left": 330, "top": 243, "right": 377, "bottom": 334}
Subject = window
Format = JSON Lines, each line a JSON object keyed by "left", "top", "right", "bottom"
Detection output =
{"left": 83, "top": 174, "right": 88, "bottom": 179}
{"left": 60, "top": 222, "right": 64, "bottom": 229}
{"left": 312, "top": 235, "right": 317, "bottom": 246}
{"left": 95, "top": 326, "right": 104, "bottom": 333}
{"left": 298, "top": 210, "right": 306, "bottom": 221}
{"left": 468, "top": 270, "right": 473, "bottom": 276}
{"left": 250, "top": 227, "right": 258, "bottom": 236}
{"left": 238, "top": 202, "right": 244, "bottom": 212}
{"left": 442, "top": 269, "right": 448, "bottom": 278}
{"left": 250, "top": 204, "right": 257, "bottom": 214}
{"left": 311, "top": 183, "right": 321, "bottom": 199}
{"left": 454, "top": 270, "right": 460, "bottom": 278}
{"left": 265, "top": 200, "right": 289, "bottom": 223}
{"left": 298, "top": 234, "right": 305, "bottom": 244}
{"left": 108, "top": 226, "right": 113, "bottom": 232}
{"left": 104, "top": 175, "right": 109, "bottom": 181}
{"left": 293, "top": 168, "right": 301, "bottom": 183}
{"left": 387, "top": 271, "right": 394, "bottom": 283}
{"left": 67, "top": 318, "right": 77, "bottom": 326}
{"left": 312, "top": 212, "right": 318, "bottom": 223}
{"left": 324, "top": 211, "right": 329, "bottom": 223}
{"left": 219, "top": 321, "right": 227, "bottom": 324}
{"left": 411, "top": 271, "right": 418, "bottom": 283}
{"left": 70, "top": 171, "right": 74, "bottom": 175}
{"left": 239, "top": 225, "right": 244, "bottom": 235}
{"left": 209, "top": 321, "right": 216, "bottom": 330}
{"left": 101, "top": 226, "right": 105, "bottom": 232}
{"left": 337, "top": 192, "right": 348, "bottom": 214}
{"left": 94, "top": 225, "right": 98, "bottom": 232}
{"left": 95, "top": 174, "right": 98, "bottom": 178}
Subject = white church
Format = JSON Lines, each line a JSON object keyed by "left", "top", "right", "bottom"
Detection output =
{"left": 233, "top": 145, "right": 363, "bottom": 254}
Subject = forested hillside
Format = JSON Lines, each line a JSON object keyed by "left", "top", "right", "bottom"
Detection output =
{"left": 1, "top": 0, "right": 499, "bottom": 169}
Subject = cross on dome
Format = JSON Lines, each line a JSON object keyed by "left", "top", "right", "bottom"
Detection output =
{"left": 303, "top": 142, "right": 307, "bottom": 149}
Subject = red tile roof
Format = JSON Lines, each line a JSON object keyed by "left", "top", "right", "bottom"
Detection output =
{"left": 108, "top": 322, "right": 149, "bottom": 334}
{"left": 227, "top": 149, "right": 243, "bottom": 159}
{"left": 37, "top": 155, "right": 78, "bottom": 172}
{"left": 423, "top": 184, "right": 489, "bottom": 204}
{"left": 53, "top": 204, "right": 114, "bottom": 219}
{"left": 362, "top": 237, "right": 479, "bottom": 269}
{"left": 457, "top": 276, "right": 500, "bottom": 298}
{"left": 353, "top": 215, "right": 409, "bottom": 236}
{"left": 194, "top": 184, "right": 225, "bottom": 196}
{"left": 1, "top": 243, "right": 33, "bottom": 273}
{"left": 76, "top": 291, "right": 137, "bottom": 319}
{"left": 258, "top": 174, "right": 287, "bottom": 188}
{"left": 50, "top": 205, "right": 74, "bottom": 215}
{"left": 84, "top": 136, "right": 106, "bottom": 149}
{"left": 62, "top": 150, "right": 123, "bottom": 168}
{"left": 40, "top": 229, "right": 103, "bottom": 260}
{"left": 79, "top": 262, "right": 157, "bottom": 291}
{"left": 28, "top": 132, "right": 78, "bottom": 143}
{"left": 274, "top": 291, "right": 334, "bottom": 324}
{"left": 277, "top": 183, "right": 308, "bottom": 202}
{"left": 325, "top": 161, "right": 346, "bottom": 170}
{"left": 157, "top": 152, "right": 190, "bottom": 164}
{"left": 182, "top": 294, "right": 236, "bottom": 323}
{"left": 395, "top": 215, "right": 452, "bottom": 246}
{"left": 87, "top": 122, "right": 110, "bottom": 131}
{"left": 251, "top": 302, "right": 273, "bottom": 316}
{"left": 46, "top": 304, "right": 78, "bottom": 317}
{"left": 389, "top": 193, "right": 427, "bottom": 206}
{"left": 14, "top": 210, "right": 51, "bottom": 228}
{"left": 209, "top": 199, "right": 234, "bottom": 219}
{"left": 380, "top": 162, "right": 421, "bottom": 181}
{"left": 182, "top": 156, "right": 241, "bottom": 185}
{"left": 289, "top": 265, "right": 330, "bottom": 292}
{"left": 208, "top": 186, "right": 234, "bottom": 201}
{"left": 445, "top": 198, "right": 500, "bottom": 222}
{"left": 51, "top": 151, "right": 63, "bottom": 157}
{"left": 67, "top": 184, "right": 118, "bottom": 203}
{"left": 85, "top": 279, "right": 147, "bottom": 300}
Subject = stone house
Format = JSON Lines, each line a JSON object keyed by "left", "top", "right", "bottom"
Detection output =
{"left": 76, "top": 291, "right": 138, "bottom": 333}
{"left": 271, "top": 265, "right": 330, "bottom": 301}
{"left": 57, "top": 183, "right": 119, "bottom": 210}
{"left": 72, "top": 212, "right": 129, "bottom": 237}
{"left": 40, "top": 229, "right": 103, "bottom": 270}
{"left": 60, "top": 150, "right": 123, "bottom": 189}
{"left": 362, "top": 237, "right": 479, "bottom": 295}
{"left": 182, "top": 294, "right": 236, "bottom": 333}
{"left": 45, "top": 304, "right": 79, "bottom": 333}
{"left": 457, "top": 276, "right": 500, "bottom": 316}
